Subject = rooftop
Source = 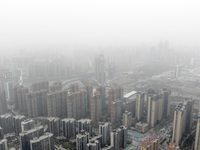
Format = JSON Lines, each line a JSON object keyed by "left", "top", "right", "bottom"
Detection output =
{"left": 141, "top": 135, "right": 159, "bottom": 148}
{"left": 124, "top": 91, "right": 137, "bottom": 99}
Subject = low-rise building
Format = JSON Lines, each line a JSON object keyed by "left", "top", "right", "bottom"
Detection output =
{"left": 135, "top": 122, "right": 149, "bottom": 133}
{"left": 141, "top": 135, "right": 159, "bottom": 150}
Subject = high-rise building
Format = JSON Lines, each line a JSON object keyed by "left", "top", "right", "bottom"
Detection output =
{"left": 96, "top": 85, "right": 106, "bottom": 110}
{"left": 61, "top": 118, "right": 76, "bottom": 139}
{"left": 136, "top": 92, "right": 144, "bottom": 121}
{"left": 27, "top": 90, "right": 48, "bottom": 118}
{"left": 0, "top": 114, "right": 13, "bottom": 134}
{"left": 78, "top": 119, "right": 92, "bottom": 137}
{"left": 49, "top": 81, "right": 62, "bottom": 92}
{"left": 123, "top": 91, "right": 137, "bottom": 118}
{"left": 107, "top": 63, "right": 115, "bottom": 79}
{"left": 172, "top": 100, "right": 193, "bottom": 144}
{"left": 84, "top": 85, "right": 93, "bottom": 112}
{"left": 110, "top": 100, "right": 122, "bottom": 127}
{"left": 123, "top": 111, "right": 132, "bottom": 127}
{"left": 185, "top": 99, "right": 194, "bottom": 131}
{"left": 31, "top": 81, "right": 49, "bottom": 92}
{"left": 14, "top": 85, "right": 23, "bottom": 110}
{"left": 69, "top": 83, "right": 79, "bottom": 93}
{"left": 47, "top": 90, "right": 68, "bottom": 118}
{"left": 0, "top": 127, "right": 4, "bottom": 140}
{"left": 94, "top": 54, "right": 106, "bottom": 84}
{"left": 111, "top": 126, "right": 127, "bottom": 150}
{"left": 47, "top": 117, "right": 60, "bottom": 137}
{"left": 28, "top": 60, "right": 72, "bottom": 78}
{"left": 76, "top": 131, "right": 89, "bottom": 150}
{"left": 195, "top": 114, "right": 200, "bottom": 150}
{"left": 174, "top": 65, "right": 183, "bottom": 78}
{"left": 162, "top": 89, "right": 170, "bottom": 118}
{"left": 90, "top": 92, "right": 102, "bottom": 123}
{"left": 21, "top": 119, "right": 35, "bottom": 132}
{"left": 147, "top": 94, "right": 163, "bottom": 128}
{"left": 67, "top": 90, "right": 87, "bottom": 120}
{"left": 89, "top": 135, "right": 102, "bottom": 148}
{"left": 5, "top": 81, "right": 14, "bottom": 102}
{"left": 0, "top": 91, "right": 7, "bottom": 115}
{"left": 19, "top": 126, "right": 44, "bottom": 150}
{"left": 0, "top": 139, "right": 8, "bottom": 150}
{"left": 30, "top": 133, "right": 54, "bottom": 150}
{"left": 141, "top": 135, "right": 159, "bottom": 150}
{"left": 86, "top": 140, "right": 100, "bottom": 150}
{"left": 17, "top": 86, "right": 29, "bottom": 114}
{"left": 107, "top": 87, "right": 123, "bottom": 112}
{"left": 13, "top": 115, "right": 26, "bottom": 135}
{"left": 124, "top": 101, "right": 136, "bottom": 118}
{"left": 99, "top": 122, "right": 111, "bottom": 147}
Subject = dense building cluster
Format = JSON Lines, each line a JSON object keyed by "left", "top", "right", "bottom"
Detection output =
{"left": 0, "top": 55, "right": 199, "bottom": 150}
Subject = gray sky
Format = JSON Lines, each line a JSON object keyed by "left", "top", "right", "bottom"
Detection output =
{"left": 0, "top": 0, "right": 200, "bottom": 52}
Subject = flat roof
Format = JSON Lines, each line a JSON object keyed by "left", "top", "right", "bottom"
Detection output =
{"left": 124, "top": 91, "right": 137, "bottom": 99}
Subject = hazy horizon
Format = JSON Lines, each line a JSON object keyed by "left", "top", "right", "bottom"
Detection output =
{"left": 0, "top": 0, "right": 200, "bottom": 53}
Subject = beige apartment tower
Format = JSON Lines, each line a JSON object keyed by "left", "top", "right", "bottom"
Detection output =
{"left": 147, "top": 94, "right": 163, "bottom": 128}
{"left": 136, "top": 92, "right": 144, "bottom": 121}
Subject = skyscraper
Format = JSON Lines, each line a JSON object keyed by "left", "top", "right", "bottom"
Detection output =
{"left": 94, "top": 54, "right": 106, "bottom": 84}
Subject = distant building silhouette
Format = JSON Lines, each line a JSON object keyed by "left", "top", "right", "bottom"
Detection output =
{"left": 94, "top": 54, "right": 106, "bottom": 84}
